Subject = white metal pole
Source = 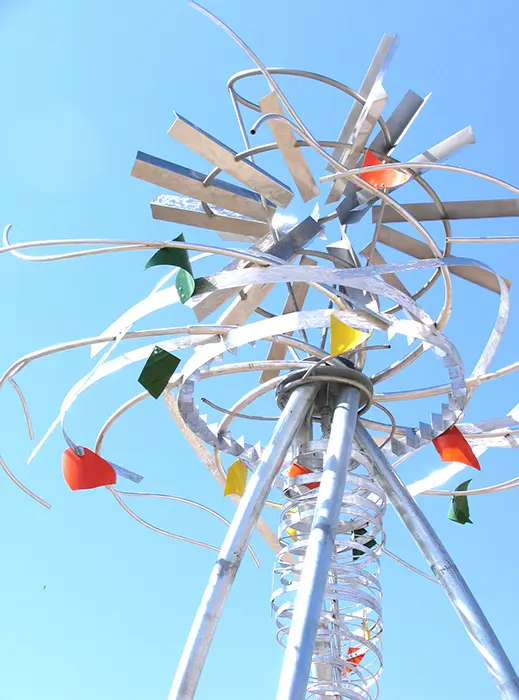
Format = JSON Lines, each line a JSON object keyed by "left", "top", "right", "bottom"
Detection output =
{"left": 169, "top": 381, "right": 319, "bottom": 700}
{"left": 276, "top": 385, "right": 360, "bottom": 700}
{"left": 356, "top": 423, "right": 519, "bottom": 700}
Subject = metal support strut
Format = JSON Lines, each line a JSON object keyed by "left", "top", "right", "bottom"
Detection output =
{"left": 275, "top": 366, "right": 373, "bottom": 700}
{"left": 356, "top": 423, "right": 519, "bottom": 700}
{"left": 169, "top": 380, "right": 319, "bottom": 700}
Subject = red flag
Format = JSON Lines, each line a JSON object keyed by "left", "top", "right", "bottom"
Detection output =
{"left": 359, "top": 149, "right": 412, "bottom": 189}
{"left": 433, "top": 426, "right": 481, "bottom": 470}
{"left": 62, "top": 447, "right": 117, "bottom": 491}
{"left": 286, "top": 463, "right": 320, "bottom": 490}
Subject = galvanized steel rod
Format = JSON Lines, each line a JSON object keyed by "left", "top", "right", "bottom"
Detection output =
{"left": 168, "top": 381, "right": 319, "bottom": 700}
{"left": 355, "top": 423, "right": 519, "bottom": 700}
{"left": 276, "top": 385, "right": 361, "bottom": 700}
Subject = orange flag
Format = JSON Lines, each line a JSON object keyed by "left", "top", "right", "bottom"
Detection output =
{"left": 359, "top": 149, "right": 412, "bottom": 190}
{"left": 286, "top": 463, "right": 320, "bottom": 490}
{"left": 433, "top": 426, "right": 480, "bottom": 470}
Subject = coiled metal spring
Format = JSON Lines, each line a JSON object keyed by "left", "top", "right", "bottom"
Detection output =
{"left": 271, "top": 440, "right": 386, "bottom": 699}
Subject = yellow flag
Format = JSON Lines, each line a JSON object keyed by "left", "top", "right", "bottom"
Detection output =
{"left": 330, "top": 314, "right": 369, "bottom": 355}
{"left": 224, "top": 459, "right": 248, "bottom": 497}
{"left": 286, "top": 527, "right": 298, "bottom": 542}
{"left": 363, "top": 610, "right": 370, "bottom": 641}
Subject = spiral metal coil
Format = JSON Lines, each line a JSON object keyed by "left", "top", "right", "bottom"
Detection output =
{"left": 272, "top": 441, "right": 386, "bottom": 699}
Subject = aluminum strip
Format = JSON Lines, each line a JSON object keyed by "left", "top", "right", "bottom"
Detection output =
{"left": 328, "top": 34, "right": 397, "bottom": 167}
{"left": 372, "top": 198, "right": 519, "bottom": 223}
{"left": 151, "top": 194, "right": 269, "bottom": 238}
{"left": 326, "top": 81, "right": 388, "bottom": 203}
{"left": 375, "top": 224, "right": 511, "bottom": 293}
{"left": 369, "top": 89, "right": 430, "bottom": 155}
{"left": 168, "top": 112, "right": 294, "bottom": 208}
{"left": 132, "top": 151, "right": 275, "bottom": 221}
{"left": 187, "top": 216, "right": 323, "bottom": 321}
{"left": 259, "top": 92, "right": 319, "bottom": 203}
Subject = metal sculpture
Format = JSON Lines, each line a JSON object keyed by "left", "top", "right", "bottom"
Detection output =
{"left": 3, "top": 2, "right": 519, "bottom": 698}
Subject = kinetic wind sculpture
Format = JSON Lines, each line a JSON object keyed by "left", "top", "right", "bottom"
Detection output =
{"left": 4, "top": 2, "right": 519, "bottom": 698}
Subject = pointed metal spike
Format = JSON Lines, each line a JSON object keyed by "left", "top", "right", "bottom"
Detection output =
{"left": 387, "top": 326, "right": 397, "bottom": 341}
{"left": 391, "top": 437, "right": 408, "bottom": 456}
{"left": 405, "top": 427, "right": 420, "bottom": 449}
{"left": 441, "top": 403, "right": 456, "bottom": 422}
{"left": 419, "top": 422, "right": 433, "bottom": 442}
{"left": 431, "top": 413, "right": 444, "bottom": 433}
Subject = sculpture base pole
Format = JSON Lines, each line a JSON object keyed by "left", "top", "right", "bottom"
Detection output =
{"left": 169, "top": 380, "right": 319, "bottom": 700}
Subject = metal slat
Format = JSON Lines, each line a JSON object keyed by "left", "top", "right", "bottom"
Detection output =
{"left": 186, "top": 216, "right": 323, "bottom": 321}
{"left": 376, "top": 224, "right": 512, "bottom": 293}
{"left": 168, "top": 113, "right": 294, "bottom": 208}
{"left": 372, "top": 198, "right": 519, "bottom": 223}
{"left": 369, "top": 89, "right": 430, "bottom": 155}
{"left": 326, "top": 81, "right": 388, "bottom": 203}
{"left": 327, "top": 33, "right": 397, "bottom": 168}
{"left": 132, "top": 151, "right": 275, "bottom": 221}
{"left": 259, "top": 92, "right": 319, "bottom": 203}
{"left": 151, "top": 194, "right": 269, "bottom": 239}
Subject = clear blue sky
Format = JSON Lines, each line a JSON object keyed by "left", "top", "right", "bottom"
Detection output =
{"left": 1, "top": 1, "right": 519, "bottom": 698}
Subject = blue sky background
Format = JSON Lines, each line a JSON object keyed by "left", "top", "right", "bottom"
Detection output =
{"left": 1, "top": 0, "right": 519, "bottom": 698}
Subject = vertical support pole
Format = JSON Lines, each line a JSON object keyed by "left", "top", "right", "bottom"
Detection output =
{"left": 356, "top": 423, "right": 519, "bottom": 700}
{"left": 169, "top": 382, "right": 319, "bottom": 700}
{"left": 276, "top": 385, "right": 360, "bottom": 700}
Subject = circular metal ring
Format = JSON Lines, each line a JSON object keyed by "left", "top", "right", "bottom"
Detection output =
{"left": 276, "top": 367, "right": 374, "bottom": 416}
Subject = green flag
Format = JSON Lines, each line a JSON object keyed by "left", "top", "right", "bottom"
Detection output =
{"left": 145, "top": 233, "right": 192, "bottom": 274}
{"left": 448, "top": 479, "right": 473, "bottom": 525}
{"left": 138, "top": 346, "right": 180, "bottom": 399}
{"left": 352, "top": 527, "right": 376, "bottom": 561}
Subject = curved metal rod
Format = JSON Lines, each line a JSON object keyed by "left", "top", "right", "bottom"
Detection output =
{"left": 107, "top": 486, "right": 222, "bottom": 554}
{"left": 371, "top": 402, "right": 397, "bottom": 448}
{"left": 8, "top": 377, "right": 34, "bottom": 439}
{"left": 227, "top": 66, "right": 391, "bottom": 148}
{"left": 0, "top": 451, "right": 50, "bottom": 509}
{"left": 113, "top": 489, "right": 260, "bottom": 566}
{"left": 320, "top": 160, "right": 519, "bottom": 198}
{"left": 201, "top": 396, "right": 278, "bottom": 421}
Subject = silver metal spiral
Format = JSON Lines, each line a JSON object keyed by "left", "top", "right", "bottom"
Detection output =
{"left": 272, "top": 439, "right": 386, "bottom": 699}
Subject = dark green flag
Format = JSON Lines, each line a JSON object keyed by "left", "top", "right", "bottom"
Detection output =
{"left": 138, "top": 346, "right": 180, "bottom": 399}
{"left": 145, "top": 233, "right": 192, "bottom": 274}
{"left": 448, "top": 479, "right": 473, "bottom": 524}
{"left": 352, "top": 527, "right": 376, "bottom": 561}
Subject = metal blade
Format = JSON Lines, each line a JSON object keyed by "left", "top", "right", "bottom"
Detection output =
{"left": 132, "top": 151, "right": 275, "bottom": 221}
{"left": 376, "top": 224, "right": 512, "bottom": 293}
{"left": 187, "top": 215, "right": 323, "bottom": 320}
{"left": 327, "top": 33, "right": 397, "bottom": 168}
{"left": 259, "top": 92, "right": 319, "bottom": 203}
{"left": 372, "top": 198, "right": 519, "bottom": 223}
{"left": 151, "top": 194, "right": 269, "bottom": 238}
{"left": 168, "top": 112, "right": 294, "bottom": 208}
